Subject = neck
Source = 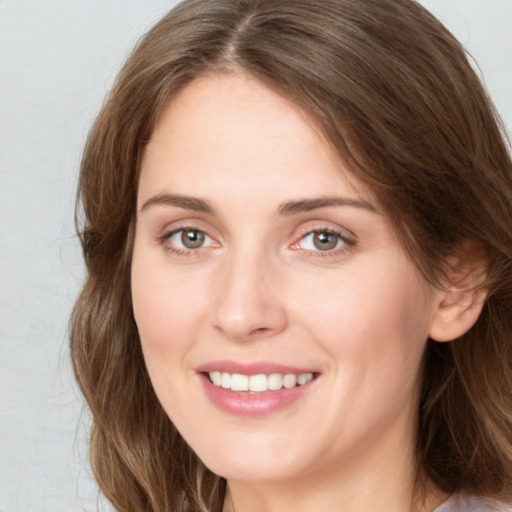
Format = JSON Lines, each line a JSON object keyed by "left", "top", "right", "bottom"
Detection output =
{"left": 223, "top": 472, "right": 445, "bottom": 512}
{"left": 224, "top": 484, "right": 445, "bottom": 512}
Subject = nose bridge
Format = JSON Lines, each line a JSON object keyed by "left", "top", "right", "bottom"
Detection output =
{"left": 211, "top": 239, "right": 287, "bottom": 341}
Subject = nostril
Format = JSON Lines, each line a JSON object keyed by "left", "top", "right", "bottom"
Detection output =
{"left": 251, "top": 327, "right": 269, "bottom": 334}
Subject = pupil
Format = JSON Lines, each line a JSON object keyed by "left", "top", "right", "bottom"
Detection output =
{"left": 313, "top": 232, "right": 337, "bottom": 251}
{"left": 181, "top": 230, "right": 205, "bottom": 249}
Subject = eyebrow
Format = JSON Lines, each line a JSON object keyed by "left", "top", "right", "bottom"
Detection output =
{"left": 139, "top": 193, "right": 378, "bottom": 216}
{"left": 140, "top": 193, "right": 216, "bottom": 214}
{"left": 278, "top": 196, "right": 378, "bottom": 215}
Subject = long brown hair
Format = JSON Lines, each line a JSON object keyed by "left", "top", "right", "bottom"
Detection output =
{"left": 71, "top": 0, "right": 512, "bottom": 510}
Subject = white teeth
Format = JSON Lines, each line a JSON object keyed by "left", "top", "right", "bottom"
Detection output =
{"left": 283, "top": 374, "right": 297, "bottom": 389}
{"left": 249, "top": 374, "right": 267, "bottom": 392}
{"left": 297, "top": 373, "right": 313, "bottom": 385}
{"left": 210, "top": 371, "right": 222, "bottom": 386}
{"left": 221, "top": 372, "right": 231, "bottom": 389}
{"left": 208, "top": 371, "right": 314, "bottom": 392}
{"left": 230, "top": 373, "right": 249, "bottom": 391}
{"left": 268, "top": 373, "right": 283, "bottom": 390}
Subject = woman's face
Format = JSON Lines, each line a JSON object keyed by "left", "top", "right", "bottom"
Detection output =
{"left": 132, "top": 73, "right": 442, "bottom": 486}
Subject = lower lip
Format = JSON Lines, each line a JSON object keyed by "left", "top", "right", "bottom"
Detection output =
{"left": 198, "top": 374, "right": 315, "bottom": 417}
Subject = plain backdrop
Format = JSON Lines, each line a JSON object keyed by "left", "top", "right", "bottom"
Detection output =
{"left": 0, "top": 1, "right": 510, "bottom": 510}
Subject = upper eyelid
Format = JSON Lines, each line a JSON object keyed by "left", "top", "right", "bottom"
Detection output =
{"left": 294, "top": 229, "right": 353, "bottom": 249}
{"left": 171, "top": 228, "right": 214, "bottom": 244}
{"left": 291, "top": 221, "right": 357, "bottom": 242}
{"left": 158, "top": 227, "right": 217, "bottom": 256}
{"left": 300, "top": 229, "right": 348, "bottom": 241}
{"left": 158, "top": 219, "right": 218, "bottom": 238}
{"left": 155, "top": 219, "right": 356, "bottom": 247}
{"left": 160, "top": 226, "right": 214, "bottom": 242}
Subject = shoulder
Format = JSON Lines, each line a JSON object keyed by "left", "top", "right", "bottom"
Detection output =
{"left": 434, "top": 494, "right": 512, "bottom": 512}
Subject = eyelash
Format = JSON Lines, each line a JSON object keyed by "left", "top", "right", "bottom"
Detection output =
{"left": 157, "top": 225, "right": 356, "bottom": 258}
{"left": 157, "top": 225, "right": 215, "bottom": 257}
{"left": 293, "top": 228, "right": 355, "bottom": 258}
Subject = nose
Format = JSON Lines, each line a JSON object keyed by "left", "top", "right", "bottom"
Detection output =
{"left": 210, "top": 248, "right": 288, "bottom": 342}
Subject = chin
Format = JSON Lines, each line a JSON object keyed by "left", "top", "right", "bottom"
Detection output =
{"left": 187, "top": 430, "right": 308, "bottom": 483}
{"left": 204, "top": 455, "right": 300, "bottom": 484}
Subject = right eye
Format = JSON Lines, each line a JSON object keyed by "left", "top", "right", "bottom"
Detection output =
{"left": 298, "top": 230, "right": 345, "bottom": 252}
{"left": 163, "top": 228, "right": 215, "bottom": 252}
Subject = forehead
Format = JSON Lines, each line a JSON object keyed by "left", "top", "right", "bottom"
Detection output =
{"left": 139, "top": 72, "right": 373, "bottom": 208}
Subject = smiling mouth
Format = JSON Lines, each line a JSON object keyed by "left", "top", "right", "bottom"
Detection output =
{"left": 207, "top": 371, "right": 315, "bottom": 392}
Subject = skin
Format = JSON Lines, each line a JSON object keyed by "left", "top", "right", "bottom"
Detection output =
{"left": 131, "top": 72, "right": 451, "bottom": 512}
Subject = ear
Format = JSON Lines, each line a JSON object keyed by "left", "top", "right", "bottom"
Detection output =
{"left": 428, "top": 247, "right": 488, "bottom": 343}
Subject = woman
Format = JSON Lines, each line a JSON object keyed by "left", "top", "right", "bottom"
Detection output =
{"left": 71, "top": 0, "right": 512, "bottom": 511}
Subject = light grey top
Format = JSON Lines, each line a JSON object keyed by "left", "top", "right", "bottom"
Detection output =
{"left": 434, "top": 494, "right": 512, "bottom": 512}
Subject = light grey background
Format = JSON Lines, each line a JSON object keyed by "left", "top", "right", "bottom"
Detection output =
{"left": 0, "top": 1, "right": 510, "bottom": 510}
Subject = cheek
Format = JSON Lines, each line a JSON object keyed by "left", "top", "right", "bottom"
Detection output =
{"left": 131, "top": 251, "right": 208, "bottom": 352}
{"left": 131, "top": 276, "right": 203, "bottom": 436}
{"left": 131, "top": 252, "right": 208, "bottom": 413}
{"left": 295, "top": 259, "right": 434, "bottom": 448}
{"left": 132, "top": 275, "right": 174, "bottom": 352}
{"left": 292, "top": 253, "right": 435, "bottom": 381}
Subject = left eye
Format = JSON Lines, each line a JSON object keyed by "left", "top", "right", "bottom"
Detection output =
{"left": 299, "top": 231, "right": 345, "bottom": 251}
{"left": 169, "top": 229, "right": 213, "bottom": 250}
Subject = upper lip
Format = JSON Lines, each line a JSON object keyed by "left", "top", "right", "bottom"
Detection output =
{"left": 195, "top": 360, "right": 318, "bottom": 376}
